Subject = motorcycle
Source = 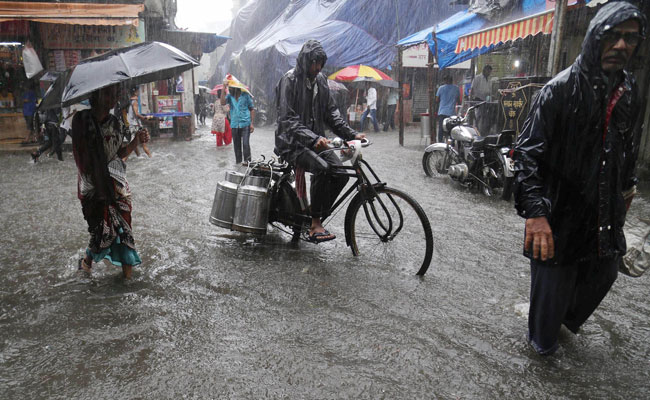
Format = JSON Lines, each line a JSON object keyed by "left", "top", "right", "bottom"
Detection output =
{"left": 422, "top": 102, "right": 515, "bottom": 200}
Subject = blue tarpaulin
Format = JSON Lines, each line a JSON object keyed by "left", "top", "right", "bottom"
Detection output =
{"left": 398, "top": 0, "right": 585, "bottom": 69}
{"left": 429, "top": 11, "right": 489, "bottom": 69}
{"left": 213, "top": 0, "right": 463, "bottom": 103}
{"left": 522, "top": 0, "right": 547, "bottom": 14}
{"left": 397, "top": 11, "right": 488, "bottom": 69}
{"left": 396, "top": 25, "right": 433, "bottom": 48}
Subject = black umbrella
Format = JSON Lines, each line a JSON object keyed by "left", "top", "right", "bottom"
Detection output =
{"left": 39, "top": 41, "right": 199, "bottom": 110}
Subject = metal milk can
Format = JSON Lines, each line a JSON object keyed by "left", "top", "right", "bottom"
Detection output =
{"left": 232, "top": 174, "right": 271, "bottom": 235}
{"left": 210, "top": 171, "right": 245, "bottom": 228}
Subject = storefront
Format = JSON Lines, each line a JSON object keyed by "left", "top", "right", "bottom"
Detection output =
{"left": 0, "top": 1, "right": 145, "bottom": 141}
{"left": 452, "top": 3, "right": 611, "bottom": 138}
{"left": 0, "top": 20, "right": 32, "bottom": 141}
{"left": 396, "top": 11, "right": 483, "bottom": 143}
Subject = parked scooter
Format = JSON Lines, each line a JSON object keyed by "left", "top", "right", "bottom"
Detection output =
{"left": 422, "top": 102, "right": 515, "bottom": 200}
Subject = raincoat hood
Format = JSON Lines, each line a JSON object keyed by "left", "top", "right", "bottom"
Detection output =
{"left": 274, "top": 40, "right": 356, "bottom": 164}
{"left": 577, "top": 1, "right": 646, "bottom": 76}
{"left": 295, "top": 40, "right": 328, "bottom": 79}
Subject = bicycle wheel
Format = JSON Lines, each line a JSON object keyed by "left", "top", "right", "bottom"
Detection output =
{"left": 345, "top": 186, "right": 433, "bottom": 276}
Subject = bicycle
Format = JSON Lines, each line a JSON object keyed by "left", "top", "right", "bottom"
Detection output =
{"left": 246, "top": 138, "right": 434, "bottom": 276}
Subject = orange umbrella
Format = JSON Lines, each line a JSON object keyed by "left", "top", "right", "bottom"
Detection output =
{"left": 328, "top": 64, "right": 392, "bottom": 82}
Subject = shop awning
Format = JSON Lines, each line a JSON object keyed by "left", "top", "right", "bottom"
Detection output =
{"left": 162, "top": 30, "right": 230, "bottom": 58}
{"left": 0, "top": 1, "right": 144, "bottom": 26}
{"left": 395, "top": 11, "right": 488, "bottom": 69}
{"left": 455, "top": 9, "right": 553, "bottom": 53}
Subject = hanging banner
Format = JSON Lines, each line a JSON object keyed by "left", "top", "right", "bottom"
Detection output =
{"left": 39, "top": 22, "right": 144, "bottom": 50}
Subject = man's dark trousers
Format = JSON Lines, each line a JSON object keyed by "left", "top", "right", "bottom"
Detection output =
{"left": 437, "top": 115, "right": 450, "bottom": 143}
{"left": 383, "top": 104, "right": 396, "bottom": 131}
{"left": 232, "top": 126, "right": 251, "bottom": 163}
{"left": 528, "top": 256, "right": 619, "bottom": 355}
{"left": 295, "top": 149, "right": 348, "bottom": 219}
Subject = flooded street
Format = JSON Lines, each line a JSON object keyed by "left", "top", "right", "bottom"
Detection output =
{"left": 1, "top": 123, "right": 649, "bottom": 399}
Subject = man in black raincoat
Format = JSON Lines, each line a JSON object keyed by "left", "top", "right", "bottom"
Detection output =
{"left": 274, "top": 40, "right": 365, "bottom": 242}
{"left": 513, "top": 2, "right": 646, "bottom": 355}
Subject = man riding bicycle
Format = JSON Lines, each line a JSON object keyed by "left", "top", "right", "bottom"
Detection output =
{"left": 274, "top": 39, "right": 365, "bottom": 243}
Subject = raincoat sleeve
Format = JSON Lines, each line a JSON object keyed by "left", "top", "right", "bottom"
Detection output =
{"left": 276, "top": 75, "right": 320, "bottom": 150}
{"left": 622, "top": 87, "right": 642, "bottom": 191}
{"left": 513, "top": 85, "right": 559, "bottom": 219}
{"left": 325, "top": 91, "right": 356, "bottom": 140}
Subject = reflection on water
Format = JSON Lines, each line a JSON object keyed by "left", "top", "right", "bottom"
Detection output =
{"left": 1, "top": 125, "right": 649, "bottom": 398}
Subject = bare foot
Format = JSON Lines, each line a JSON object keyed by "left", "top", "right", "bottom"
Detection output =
{"left": 122, "top": 265, "right": 133, "bottom": 280}
{"left": 308, "top": 218, "right": 335, "bottom": 242}
{"left": 78, "top": 257, "right": 92, "bottom": 273}
{"left": 142, "top": 143, "right": 152, "bottom": 158}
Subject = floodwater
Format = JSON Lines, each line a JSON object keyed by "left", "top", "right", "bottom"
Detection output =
{"left": 1, "top": 123, "right": 649, "bottom": 399}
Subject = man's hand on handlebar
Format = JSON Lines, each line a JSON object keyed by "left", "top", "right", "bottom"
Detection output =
{"left": 314, "top": 136, "right": 330, "bottom": 152}
{"left": 355, "top": 133, "right": 366, "bottom": 141}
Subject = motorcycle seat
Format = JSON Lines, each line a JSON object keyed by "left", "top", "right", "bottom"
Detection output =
{"left": 475, "top": 133, "right": 513, "bottom": 149}
{"left": 472, "top": 135, "right": 499, "bottom": 149}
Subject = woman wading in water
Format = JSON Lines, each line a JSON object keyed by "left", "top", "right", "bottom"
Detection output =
{"left": 71, "top": 85, "right": 149, "bottom": 279}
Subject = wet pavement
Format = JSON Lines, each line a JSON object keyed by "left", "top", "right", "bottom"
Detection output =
{"left": 1, "top": 122, "right": 649, "bottom": 399}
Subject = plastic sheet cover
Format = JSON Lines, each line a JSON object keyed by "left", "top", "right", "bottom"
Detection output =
{"left": 425, "top": 11, "right": 488, "bottom": 69}
{"left": 214, "top": 0, "right": 462, "bottom": 104}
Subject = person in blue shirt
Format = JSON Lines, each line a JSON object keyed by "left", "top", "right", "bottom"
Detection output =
{"left": 21, "top": 83, "right": 37, "bottom": 143}
{"left": 435, "top": 75, "right": 460, "bottom": 143}
{"left": 220, "top": 84, "right": 255, "bottom": 165}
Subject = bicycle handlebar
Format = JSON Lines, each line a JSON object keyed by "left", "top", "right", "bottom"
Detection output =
{"left": 330, "top": 137, "right": 371, "bottom": 149}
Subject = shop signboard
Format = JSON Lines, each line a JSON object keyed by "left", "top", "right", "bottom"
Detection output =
{"left": 160, "top": 116, "right": 174, "bottom": 129}
{"left": 39, "top": 23, "right": 144, "bottom": 50}
{"left": 498, "top": 77, "right": 549, "bottom": 137}
{"left": 499, "top": 81, "right": 528, "bottom": 134}
{"left": 402, "top": 43, "right": 429, "bottom": 68}
{"left": 155, "top": 95, "right": 183, "bottom": 129}
{"left": 155, "top": 95, "right": 182, "bottom": 113}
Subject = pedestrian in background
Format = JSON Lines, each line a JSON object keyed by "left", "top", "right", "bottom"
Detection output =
{"left": 383, "top": 88, "right": 397, "bottom": 132}
{"left": 21, "top": 83, "right": 37, "bottom": 144}
{"left": 220, "top": 82, "right": 255, "bottom": 165}
{"left": 470, "top": 64, "right": 492, "bottom": 134}
{"left": 360, "top": 83, "right": 379, "bottom": 133}
{"left": 71, "top": 84, "right": 149, "bottom": 280}
{"left": 31, "top": 107, "right": 63, "bottom": 162}
{"left": 435, "top": 75, "right": 460, "bottom": 142}
{"left": 513, "top": 1, "right": 645, "bottom": 356}
{"left": 211, "top": 88, "right": 231, "bottom": 147}
{"left": 212, "top": 89, "right": 232, "bottom": 147}
{"left": 126, "top": 86, "right": 152, "bottom": 158}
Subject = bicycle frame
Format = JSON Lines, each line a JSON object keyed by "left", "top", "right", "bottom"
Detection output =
{"left": 268, "top": 145, "right": 410, "bottom": 247}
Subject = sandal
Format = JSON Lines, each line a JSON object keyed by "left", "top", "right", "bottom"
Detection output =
{"left": 307, "top": 230, "right": 336, "bottom": 243}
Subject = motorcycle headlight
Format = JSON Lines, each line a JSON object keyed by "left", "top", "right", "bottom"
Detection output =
{"left": 443, "top": 116, "right": 459, "bottom": 133}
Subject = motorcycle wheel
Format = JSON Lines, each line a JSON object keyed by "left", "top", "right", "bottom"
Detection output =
{"left": 422, "top": 150, "right": 448, "bottom": 177}
{"left": 501, "top": 176, "right": 514, "bottom": 201}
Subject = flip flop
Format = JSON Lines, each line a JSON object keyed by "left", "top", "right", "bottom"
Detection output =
{"left": 308, "top": 230, "right": 336, "bottom": 243}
